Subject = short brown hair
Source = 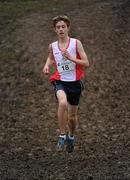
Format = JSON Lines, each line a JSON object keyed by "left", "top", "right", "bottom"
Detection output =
{"left": 52, "top": 15, "right": 71, "bottom": 28}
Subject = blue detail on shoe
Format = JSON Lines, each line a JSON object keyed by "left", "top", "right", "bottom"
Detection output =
{"left": 57, "top": 136, "right": 65, "bottom": 150}
{"left": 66, "top": 135, "right": 75, "bottom": 153}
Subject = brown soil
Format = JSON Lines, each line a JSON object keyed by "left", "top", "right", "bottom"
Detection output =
{"left": 0, "top": 0, "right": 130, "bottom": 179}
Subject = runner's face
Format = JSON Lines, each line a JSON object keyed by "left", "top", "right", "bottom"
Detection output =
{"left": 54, "top": 21, "right": 69, "bottom": 38}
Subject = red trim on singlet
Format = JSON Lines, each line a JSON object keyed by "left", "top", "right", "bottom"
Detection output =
{"left": 50, "top": 44, "right": 60, "bottom": 82}
{"left": 50, "top": 39, "right": 84, "bottom": 82}
{"left": 50, "top": 38, "right": 70, "bottom": 82}
{"left": 76, "top": 39, "right": 84, "bottom": 80}
{"left": 58, "top": 37, "right": 70, "bottom": 51}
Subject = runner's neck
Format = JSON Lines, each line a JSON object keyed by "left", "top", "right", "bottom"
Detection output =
{"left": 58, "top": 36, "right": 70, "bottom": 51}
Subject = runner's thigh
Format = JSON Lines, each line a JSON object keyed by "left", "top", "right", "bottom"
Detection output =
{"left": 56, "top": 90, "right": 67, "bottom": 104}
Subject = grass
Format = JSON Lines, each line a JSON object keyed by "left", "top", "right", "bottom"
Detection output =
{"left": 0, "top": 0, "right": 81, "bottom": 64}
{"left": 0, "top": 0, "right": 53, "bottom": 63}
{"left": 0, "top": 1, "right": 36, "bottom": 63}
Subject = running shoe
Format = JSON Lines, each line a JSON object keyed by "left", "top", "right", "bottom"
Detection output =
{"left": 57, "top": 136, "right": 65, "bottom": 150}
{"left": 66, "top": 134, "right": 75, "bottom": 153}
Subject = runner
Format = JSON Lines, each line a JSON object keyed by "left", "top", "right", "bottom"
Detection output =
{"left": 43, "top": 15, "right": 89, "bottom": 153}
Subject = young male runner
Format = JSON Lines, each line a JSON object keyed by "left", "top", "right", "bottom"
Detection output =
{"left": 43, "top": 15, "right": 89, "bottom": 153}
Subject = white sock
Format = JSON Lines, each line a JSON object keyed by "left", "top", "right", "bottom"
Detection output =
{"left": 68, "top": 135, "right": 74, "bottom": 140}
{"left": 59, "top": 134, "right": 66, "bottom": 140}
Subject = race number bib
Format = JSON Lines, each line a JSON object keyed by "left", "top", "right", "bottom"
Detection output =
{"left": 57, "top": 60, "right": 75, "bottom": 74}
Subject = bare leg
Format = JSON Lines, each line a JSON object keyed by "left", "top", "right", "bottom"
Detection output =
{"left": 65, "top": 104, "right": 78, "bottom": 153}
{"left": 56, "top": 90, "right": 68, "bottom": 134}
{"left": 67, "top": 104, "right": 78, "bottom": 135}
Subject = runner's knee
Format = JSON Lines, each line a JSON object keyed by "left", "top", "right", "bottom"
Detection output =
{"left": 59, "top": 100, "right": 67, "bottom": 109}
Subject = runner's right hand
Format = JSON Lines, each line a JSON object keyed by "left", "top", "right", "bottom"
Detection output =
{"left": 43, "top": 65, "right": 50, "bottom": 75}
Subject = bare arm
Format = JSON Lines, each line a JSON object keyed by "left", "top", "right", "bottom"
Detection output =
{"left": 62, "top": 40, "right": 89, "bottom": 67}
{"left": 43, "top": 45, "right": 53, "bottom": 75}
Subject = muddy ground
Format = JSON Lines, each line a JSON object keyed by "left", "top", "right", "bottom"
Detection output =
{"left": 0, "top": 0, "right": 130, "bottom": 179}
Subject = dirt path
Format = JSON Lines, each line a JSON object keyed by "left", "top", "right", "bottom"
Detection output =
{"left": 0, "top": 0, "right": 130, "bottom": 179}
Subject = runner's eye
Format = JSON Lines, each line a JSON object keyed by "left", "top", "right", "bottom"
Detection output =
{"left": 56, "top": 25, "right": 66, "bottom": 29}
{"left": 56, "top": 26, "right": 60, "bottom": 29}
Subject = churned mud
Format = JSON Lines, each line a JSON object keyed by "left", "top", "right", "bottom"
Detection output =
{"left": 0, "top": 0, "right": 129, "bottom": 179}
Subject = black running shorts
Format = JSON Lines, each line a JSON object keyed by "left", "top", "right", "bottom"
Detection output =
{"left": 52, "top": 80, "right": 84, "bottom": 105}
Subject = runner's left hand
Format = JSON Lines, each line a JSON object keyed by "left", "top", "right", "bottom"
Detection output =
{"left": 62, "top": 50, "right": 71, "bottom": 60}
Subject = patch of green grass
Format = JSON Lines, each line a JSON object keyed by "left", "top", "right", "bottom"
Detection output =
{"left": 0, "top": 1, "right": 42, "bottom": 63}
{"left": 0, "top": 0, "right": 81, "bottom": 64}
{"left": 0, "top": 50, "right": 17, "bottom": 63}
{"left": 0, "top": 0, "right": 81, "bottom": 25}
{"left": 0, "top": 0, "right": 77, "bottom": 19}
